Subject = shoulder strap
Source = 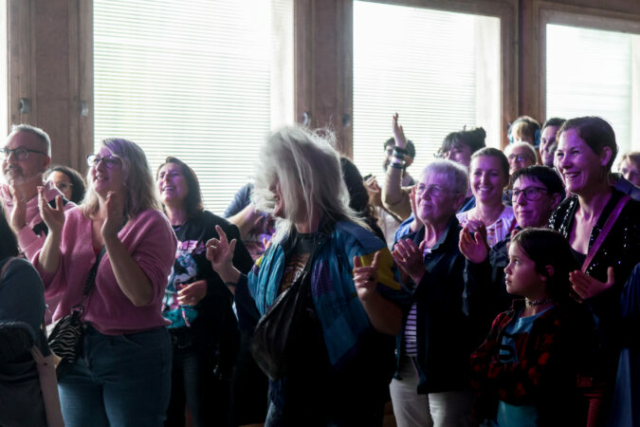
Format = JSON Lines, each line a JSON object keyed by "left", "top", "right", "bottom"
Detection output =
{"left": 582, "top": 195, "right": 631, "bottom": 272}
{"left": 73, "top": 245, "right": 107, "bottom": 313}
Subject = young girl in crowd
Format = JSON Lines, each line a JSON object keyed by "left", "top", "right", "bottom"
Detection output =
{"left": 470, "top": 228, "right": 606, "bottom": 426}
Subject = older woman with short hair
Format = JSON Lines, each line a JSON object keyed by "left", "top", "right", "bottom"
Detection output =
{"left": 36, "top": 138, "right": 177, "bottom": 426}
{"left": 391, "top": 159, "right": 480, "bottom": 427}
{"left": 207, "top": 126, "right": 409, "bottom": 426}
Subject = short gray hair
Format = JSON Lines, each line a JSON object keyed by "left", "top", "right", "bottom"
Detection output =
{"left": 506, "top": 141, "right": 538, "bottom": 165}
{"left": 420, "top": 159, "right": 469, "bottom": 196}
{"left": 10, "top": 124, "right": 51, "bottom": 157}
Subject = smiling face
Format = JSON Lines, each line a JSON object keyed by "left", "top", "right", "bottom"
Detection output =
{"left": 504, "top": 242, "right": 548, "bottom": 299}
{"left": 157, "top": 162, "right": 189, "bottom": 207}
{"left": 539, "top": 126, "right": 559, "bottom": 167}
{"left": 2, "top": 131, "right": 50, "bottom": 186}
{"left": 555, "top": 129, "right": 611, "bottom": 195}
{"left": 49, "top": 171, "right": 73, "bottom": 200}
{"left": 89, "top": 146, "right": 125, "bottom": 196}
{"left": 442, "top": 144, "right": 473, "bottom": 168}
{"left": 512, "top": 176, "right": 560, "bottom": 228}
{"left": 470, "top": 155, "right": 509, "bottom": 206}
{"left": 416, "top": 172, "right": 462, "bottom": 226}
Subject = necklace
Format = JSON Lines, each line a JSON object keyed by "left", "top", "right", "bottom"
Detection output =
{"left": 525, "top": 297, "right": 554, "bottom": 307}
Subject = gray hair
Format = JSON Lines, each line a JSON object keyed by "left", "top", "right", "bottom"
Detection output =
{"left": 420, "top": 159, "right": 469, "bottom": 196}
{"left": 83, "top": 138, "right": 161, "bottom": 219}
{"left": 253, "top": 126, "right": 365, "bottom": 243}
{"left": 10, "top": 124, "right": 52, "bottom": 157}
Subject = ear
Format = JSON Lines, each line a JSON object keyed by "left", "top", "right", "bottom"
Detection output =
{"left": 453, "top": 192, "right": 466, "bottom": 211}
{"left": 600, "top": 146, "right": 613, "bottom": 168}
{"left": 549, "top": 192, "right": 562, "bottom": 211}
{"left": 40, "top": 156, "right": 51, "bottom": 172}
{"left": 541, "top": 264, "right": 554, "bottom": 281}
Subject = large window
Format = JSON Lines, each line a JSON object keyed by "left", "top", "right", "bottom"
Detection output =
{"left": 0, "top": 0, "right": 7, "bottom": 139}
{"left": 352, "top": 1, "right": 501, "bottom": 178}
{"left": 546, "top": 23, "right": 640, "bottom": 156}
{"left": 94, "top": 0, "right": 293, "bottom": 213}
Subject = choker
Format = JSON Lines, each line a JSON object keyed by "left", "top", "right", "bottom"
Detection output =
{"left": 525, "top": 298, "right": 554, "bottom": 307}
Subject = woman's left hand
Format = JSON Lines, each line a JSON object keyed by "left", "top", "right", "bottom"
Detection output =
{"left": 177, "top": 280, "right": 207, "bottom": 306}
{"left": 101, "top": 191, "right": 125, "bottom": 240}
{"left": 392, "top": 238, "right": 425, "bottom": 284}
{"left": 353, "top": 251, "right": 381, "bottom": 302}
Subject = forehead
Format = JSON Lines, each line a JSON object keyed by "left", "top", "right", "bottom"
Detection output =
{"left": 97, "top": 146, "right": 115, "bottom": 157}
{"left": 5, "top": 131, "right": 41, "bottom": 149}
{"left": 558, "top": 129, "right": 587, "bottom": 150}
{"left": 542, "top": 126, "right": 559, "bottom": 138}
{"left": 471, "top": 155, "right": 501, "bottom": 170}
{"left": 160, "top": 163, "right": 182, "bottom": 173}
{"left": 50, "top": 171, "right": 71, "bottom": 182}
{"left": 513, "top": 175, "right": 542, "bottom": 189}
{"left": 508, "top": 241, "right": 526, "bottom": 258}
{"left": 419, "top": 171, "right": 449, "bottom": 186}
{"left": 511, "top": 145, "right": 532, "bottom": 156}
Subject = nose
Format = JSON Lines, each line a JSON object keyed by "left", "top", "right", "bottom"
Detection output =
{"left": 504, "top": 261, "right": 513, "bottom": 275}
{"left": 514, "top": 190, "right": 527, "bottom": 205}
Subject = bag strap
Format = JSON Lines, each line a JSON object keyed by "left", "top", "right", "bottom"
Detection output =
{"left": 73, "top": 245, "right": 107, "bottom": 313}
{"left": 582, "top": 195, "right": 630, "bottom": 272}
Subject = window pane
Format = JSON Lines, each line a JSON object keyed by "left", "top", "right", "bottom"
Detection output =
{"left": 94, "top": 0, "right": 293, "bottom": 213}
{"left": 353, "top": 1, "right": 501, "bottom": 178}
{"left": 0, "top": 0, "right": 6, "bottom": 139}
{"left": 547, "top": 24, "right": 632, "bottom": 154}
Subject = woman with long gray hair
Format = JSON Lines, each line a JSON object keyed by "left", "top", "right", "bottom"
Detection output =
{"left": 207, "top": 126, "right": 409, "bottom": 426}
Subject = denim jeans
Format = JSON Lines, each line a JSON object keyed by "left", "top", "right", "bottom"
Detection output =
{"left": 57, "top": 323, "right": 172, "bottom": 427}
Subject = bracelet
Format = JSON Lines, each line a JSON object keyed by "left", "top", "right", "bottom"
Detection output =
{"left": 394, "top": 146, "right": 408, "bottom": 155}
{"left": 389, "top": 162, "right": 404, "bottom": 169}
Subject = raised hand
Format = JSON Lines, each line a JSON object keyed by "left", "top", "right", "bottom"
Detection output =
{"left": 37, "top": 187, "right": 65, "bottom": 236}
{"left": 206, "top": 225, "right": 239, "bottom": 283}
{"left": 459, "top": 224, "right": 489, "bottom": 264}
{"left": 408, "top": 186, "right": 424, "bottom": 233}
{"left": 177, "top": 280, "right": 207, "bottom": 306}
{"left": 101, "top": 191, "right": 125, "bottom": 240}
{"left": 392, "top": 113, "right": 407, "bottom": 149}
{"left": 353, "top": 251, "right": 381, "bottom": 302}
{"left": 392, "top": 238, "right": 425, "bottom": 284}
{"left": 570, "top": 267, "right": 615, "bottom": 300}
{"left": 365, "top": 175, "right": 382, "bottom": 207}
{"left": 9, "top": 185, "right": 27, "bottom": 231}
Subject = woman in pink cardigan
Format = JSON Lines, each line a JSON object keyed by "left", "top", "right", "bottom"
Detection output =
{"left": 36, "top": 138, "right": 177, "bottom": 427}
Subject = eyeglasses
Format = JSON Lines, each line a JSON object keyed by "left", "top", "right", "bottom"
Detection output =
{"left": 86, "top": 154, "right": 121, "bottom": 169}
{"left": 508, "top": 154, "right": 533, "bottom": 163}
{"left": 512, "top": 186, "right": 548, "bottom": 201}
{"left": 416, "top": 183, "right": 451, "bottom": 197}
{"left": 1, "top": 147, "right": 47, "bottom": 161}
{"left": 54, "top": 182, "right": 73, "bottom": 192}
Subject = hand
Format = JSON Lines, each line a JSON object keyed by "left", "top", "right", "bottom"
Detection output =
{"left": 392, "top": 238, "right": 425, "bottom": 284}
{"left": 408, "top": 186, "right": 424, "bottom": 233}
{"left": 206, "top": 225, "right": 237, "bottom": 276}
{"left": 459, "top": 224, "right": 489, "bottom": 264}
{"left": 353, "top": 251, "right": 381, "bottom": 302}
{"left": 9, "top": 185, "right": 27, "bottom": 230}
{"left": 570, "top": 267, "right": 615, "bottom": 300}
{"left": 392, "top": 113, "right": 407, "bottom": 149}
{"left": 101, "top": 191, "right": 125, "bottom": 240}
{"left": 365, "top": 176, "right": 382, "bottom": 207}
{"left": 37, "top": 187, "right": 65, "bottom": 236}
{"left": 177, "top": 280, "right": 207, "bottom": 306}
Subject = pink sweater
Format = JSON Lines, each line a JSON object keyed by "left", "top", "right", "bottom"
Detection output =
{"left": 36, "top": 207, "right": 177, "bottom": 335}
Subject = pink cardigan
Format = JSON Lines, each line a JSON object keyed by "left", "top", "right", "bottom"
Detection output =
{"left": 36, "top": 207, "right": 177, "bottom": 335}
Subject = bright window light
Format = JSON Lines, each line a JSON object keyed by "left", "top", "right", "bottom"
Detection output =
{"left": 353, "top": 1, "right": 501, "bottom": 178}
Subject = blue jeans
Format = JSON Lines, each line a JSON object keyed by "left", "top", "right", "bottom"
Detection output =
{"left": 58, "top": 324, "right": 172, "bottom": 427}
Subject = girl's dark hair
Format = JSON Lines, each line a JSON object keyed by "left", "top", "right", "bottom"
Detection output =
{"left": 156, "top": 157, "right": 204, "bottom": 219}
{"left": 0, "top": 205, "right": 19, "bottom": 259}
{"left": 511, "top": 228, "right": 579, "bottom": 302}
{"left": 439, "top": 127, "right": 486, "bottom": 156}
{"left": 47, "top": 166, "right": 86, "bottom": 204}
{"left": 471, "top": 147, "right": 510, "bottom": 178}
{"left": 558, "top": 116, "right": 618, "bottom": 172}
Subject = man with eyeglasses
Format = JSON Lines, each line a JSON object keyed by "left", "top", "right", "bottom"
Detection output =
{"left": 0, "top": 125, "right": 75, "bottom": 262}
{"left": 459, "top": 165, "right": 564, "bottom": 335}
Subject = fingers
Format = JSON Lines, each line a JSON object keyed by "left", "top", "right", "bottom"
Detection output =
{"left": 55, "top": 194, "right": 64, "bottom": 212}
{"left": 606, "top": 267, "right": 615, "bottom": 287}
{"left": 353, "top": 255, "right": 362, "bottom": 269}
{"left": 215, "top": 225, "right": 229, "bottom": 245}
{"left": 229, "top": 239, "right": 237, "bottom": 256}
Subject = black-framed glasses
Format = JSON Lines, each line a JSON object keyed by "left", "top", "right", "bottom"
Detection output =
{"left": 512, "top": 186, "right": 548, "bottom": 201}
{"left": 416, "top": 183, "right": 451, "bottom": 197}
{"left": 1, "top": 147, "right": 47, "bottom": 161}
{"left": 86, "top": 154, "right": 121, "bottom": 169}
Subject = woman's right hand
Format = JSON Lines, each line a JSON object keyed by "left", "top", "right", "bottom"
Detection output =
{"left": 37, "top": 187, "right": 65, "bottom": 236}
{"left": 206, "top": 225, "right": 240, "bottom": 284}
{"left": 392, "top": 238, "right": 426, "bottom": 284}
{"left": 392, "top": 113, "right": 407, "bottom": 149}
{"left": 459, "top": 224, "right": 489, "bottom": 264}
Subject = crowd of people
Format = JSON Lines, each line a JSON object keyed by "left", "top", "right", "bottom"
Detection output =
{"left": 0, "top": 114, "right": 639, "bottom": 427}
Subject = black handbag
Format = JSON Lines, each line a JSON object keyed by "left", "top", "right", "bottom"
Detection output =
{"left": 250, "top": 231, "right": 326, "bottom": 381}
{"left": 47, "top": 246, "right": 106, "bottom": 367}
